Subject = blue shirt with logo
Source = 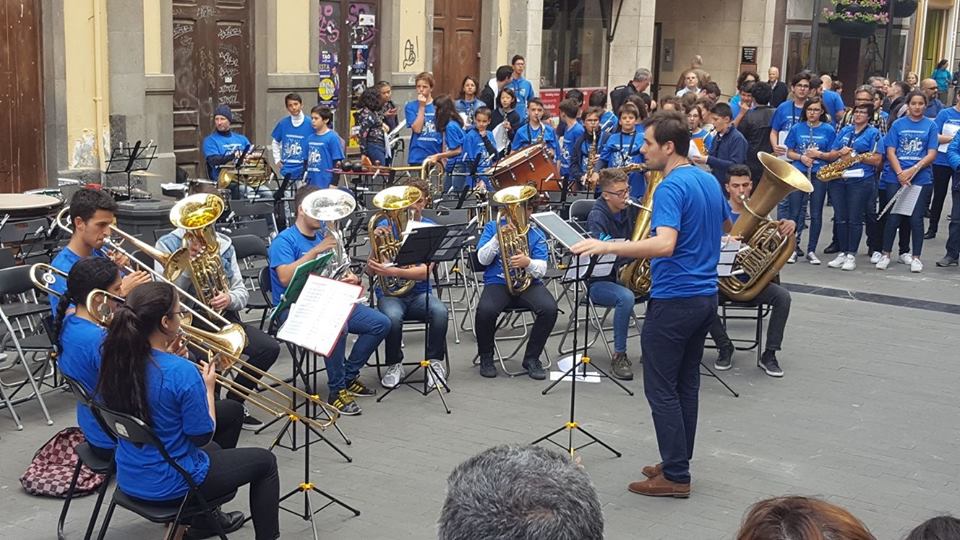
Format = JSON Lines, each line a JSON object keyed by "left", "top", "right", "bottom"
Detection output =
{"left": 771, "top": 101, "right": 804, "bottom": 134}
{"left": 443, "top": 121, "right": 466, "bottom": 171}
{"left": 268, "top": 224, "right": 324, "bottom": 306}
{"left": 462, "top": 127, "right": 498, "bottom": 190}
{"left": 830, "top": 124, "right": 882, "bottom": 183}
{"left": 58, "top": 315, "right": 113, "bottom": 450}
{"left": 202, "top": 130, "right": 251, "bottom": 180}
{"left": 784, "top": 122, "right": 836, "bottom": 174}
{"left": 600, "top": 130, "right": 645, "bottom": 198}
{"left": 271, "top": 115, "right": 314, "bottom": 178}
{"left": 511, "top": 122, "right": 560, "bottom": 160}
{"left": 477, "top": 220, "right": 548, "bottom": 286}
{"left": 933, "top": 106, "right": 960, "bottom": 166}
{"left": 507, "top": 77, "right": 536, "bottom": 119}
{"left": 405, "top": 101, "right": 442, "bottom": 165}
{"left": 305, "top": 130, "right": 345, "bottom": 188}
{"left": 560, "top": 121, "right": 585, "bottom": 177}
{"left": 49, "top": 247, "right": 108, "bottom": 314}
{"left": 599, "top": 110, "right": 618, "bottom": 133}
{"left": 882, "top": 116, "right": 939, "bottom": 185}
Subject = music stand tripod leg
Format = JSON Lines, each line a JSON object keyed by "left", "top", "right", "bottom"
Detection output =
{"left": 700, "top": 360, "right": 739, "bottom": 398}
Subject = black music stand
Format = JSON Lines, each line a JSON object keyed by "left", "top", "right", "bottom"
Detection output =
{"left": 375, "top": 223, "right": 455, "bottom": 413}
{"left": 531, "top": 247, "right": 621, "bottom": 458}
{"left": 105, "top": 140, "right": 157, "bottom": 201}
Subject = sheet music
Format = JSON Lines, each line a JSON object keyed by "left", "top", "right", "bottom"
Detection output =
{"left": 777, "top": 131, "right": 791, "bottom": 161}
{"left": 563, "top": 252, "right": 617, "bottom": 281}
{"left": 277, "top": 275, "right": 361, "bottom": 357}
{"left": 688, "top": 141, "right": 703, "bottom": 159}
{"left": 938, "top": 123, "right": 960, "bottom": 152}
{"left": 492, "top": 123, "right": 510, "bottom": 152}
{"left": 892, "top": 184, "right": 923, "bottom": 216}
{"left": 717, "top": 238, "right": 742, "bottom": 277}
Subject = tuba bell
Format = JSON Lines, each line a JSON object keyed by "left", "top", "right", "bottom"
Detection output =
{"left": 719, "top": 152, "right": 813, "bottom": 302}
{"left": 168, "top": 193, "right": 232, "bottom": 310}
{"left": 617, "top": 170, "right": 665, "bottom": 296}
{"left": 367, "top": 185, "right": 423, "bottom": 296}
{"left": 492, "top": 184, "right": 538, "bottom": 295}
{"left": 300, "top": 188, "right": 358, "bottom": 279}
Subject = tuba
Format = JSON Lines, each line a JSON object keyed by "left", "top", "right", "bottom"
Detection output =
{"left": 168, "top": 193, "right": 231, "bottom": 310}
{"left": 217, "top": 146, "right": 271, "bottom": 189}
{"left": 367, "top": 185, "right": 423, "bottom": 296}
{"left": 300, "top": 188, "right": 358, "bottom": 279}
{"left": 492, "top": 184, "right": 538, "bottom": 295}
{"left": 617, "top": 171, "right": 665, "bottom": 295}
{"left": 719, "top": 152, "right": 813, "bottom": 302}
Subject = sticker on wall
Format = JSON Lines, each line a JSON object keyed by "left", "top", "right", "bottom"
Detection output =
{"left": 318, "top": 49, "right": 340, "bottom": 108}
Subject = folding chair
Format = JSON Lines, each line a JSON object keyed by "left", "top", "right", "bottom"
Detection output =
{"left": 219, "top": 218, "right": 270, "bottom": 240}
{"left": 92, "top": 405, "right": 237, "bottom": 540}
{"left": 712, "top": 300, "right": 771, "bottom": 366}
{"left": 228, "top": 198, "right": 277, "bottom": 236}
{"left": 229, "top": 234, "right": 270, "bottom": 327}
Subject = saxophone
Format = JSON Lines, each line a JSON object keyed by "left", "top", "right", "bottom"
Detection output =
{"left": 617, "top": 171, "right": 665, "bottom": 295}
{"left": 583, "top": 131, "right": 600, "bottom": 191}
{"left": 492, "top": 185, "right": 538, "bottom": 295}
{"left": 816, "top": 152, "right": 874, "bottom": 181}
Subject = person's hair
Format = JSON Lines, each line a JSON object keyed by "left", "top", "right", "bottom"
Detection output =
{"left": 905, "top": 515, "right": 960, "bottom": 540}
{"left": 682, "top": 69, "right": 700, "bottom": 86}
{"left": 495, "top": 65, "right": 513, "bottom": 82}
{"left": 894, "top": 81, "right": 912, "bottom": 96}
{"left": 739, "top": 80, "right": 756, "bottom": 94}
{"left": 598, "top": 168, "right": 628, "bottom": 191}
{"left": 497, "top": 87, "right": 517, "bottom": 109}
{"left": 726, "top": 164, "right": 752, "bottom": 181}
{"left": 52, "top": 257, "right": 120, "bottom": 348}
{"left": 791, "top": 72, "right": 812, "bottom": 87}
{"left": 808, "top": 77, "right": 823, "bottom": 91}
{"left": 284, "top": 93, "right": 302, "bottom": 106}
{"left": 684, "top": 104, "right": 702, "bottom": 120}
{"left": 802, "top": 96, "right": 828, "bottom": 123}
{"left": 643, "top": 110, "right": 690, "bottom": 157}
{"left": 703, "top": 81, "right": 722, "bottom": 97}
{"left": 474, "top": 106, "right": 492, "bottom": 122}
{"left": 633, "top": 68, "right": 651, "bottom": 82}
{"left": 438, "top": 445, "right": 603, "bottom": 540}
{"left": 401, "top": 175, "right": 431, "bottom": 200}
{"left": 375, "top": 80, "right": 391, "bottom": 92}
{"left": 458, "top": 75, "right": 480, "bottom": 100}
{"left": 679, "top": 92, "right": 699, "bottom": 111}
{"left": 855, "top": 84, "right": 874, "bottom": 98}
{"left": 737, "top": 70, "right": 760, "bottom": 87}
{"left": 736, "top": 496, "right": 876, "bottom": 540}
{"left": 358, "top": 87, "right": 382, "bottom": 112}
{"left": 710, "top": 102, "right": 733, "bottom": 120}
{"left": 434, "top": 95, "right": 464, "bottom": 133}
{"left": 937, "top": 59, "right": 948, "bottom": 69}
{"left": 867, "top": 75, "right": 883, "bottom": 85}
{"left": 511, "top": 54, "right": 525, "bottom": 65}
{"left": 619, "top": 102, "right": 640, "bottom": 120}
{"left": 588, "top": 90, "right": 607, "bottom": 108}
{"left": 624, "top": 94, "right": 649, "bottom": 119}
{"left": 658, "top": 96, "right": 681, "bottom": 111}
{"left": 69, "top": 188, "right": 118, "bottom": 226}
{"left": 415, "top": 71, "right": 435, "bottom": 88}
{"left": 853, "top": 102, "right": 875, "bottom": 117}
{"left": 874, "top": 89, "right": 885, "bottom": 102}
{"left": 905, "top": 89, "right": 928, "bottom": 106}
{"left": 310, "top": 105, "right": 333, "bottom": 124}
{"left": 527, "top": 98, "right": 544, "bottom": 115}
{"left": 564, "top": 89, "right": 585, "bottom": 105}
{"left": 750, "top": 82, "right": 772, "bottom": 105}
{"left": 97, "top": 281, "right": 179, "bottom": 425}
{"left": 558, "top": 98, "right": 580, "bottom": 119}
{"left": 294, "top": 185, "right": 321, "bottom": 217}
{"left": 583, "top": 106, "right": 602, "bottom": 122}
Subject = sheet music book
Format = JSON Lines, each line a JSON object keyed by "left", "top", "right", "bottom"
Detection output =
{"left": 549, "top": 354, "right": 601, "bottom": 383}
{"left": 717, "top": 238, "right": 742, "bottom": 277}
{"left": 563, "top": 252, "right": 617, "bottom": 281}
{"left": 938, "top": 124, "right": 960, "bottom": 152}
{"left": 492, "top": 123, "right": 510, "bottom": 152}
{"left": 277, "top": 275, "right": 362, "bottom": 357}
{"left": 892, "top": 184, "right": 923, "bottom": 216}
{"left": 777, "top": 131, "right": 791, "bottom": 161}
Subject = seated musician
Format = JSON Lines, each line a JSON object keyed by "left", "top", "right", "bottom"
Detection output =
{"left": 202, "top": 105, "right": 251, "bottom": 197}
{"left": 49, "top": 187, "right": 150, "bottom": 314}
{"left": 366, "top": 177, "right": 449, "bottom": 389}
{"left": 711, "top": 165, "right": 793, "bottom": 378}
{"left": 268, "top": 185, "right": 389, "bottom": 415}
{"left": 155, "top": 183, "right": 281, "bottom": 431}
{"left": 586, "top": 169, "right": 639, "bottom": 381}
{"left": 474, "top": 193, "right": 558, "bottom": 379}
{"left": 510, "top": 98, "right": 560, "bottom": 162}
{"left": 97, "top": 282, "right": 274, "bottom": 538}
{"left": 597, "top": 103, "right": 645, "bottom": 199}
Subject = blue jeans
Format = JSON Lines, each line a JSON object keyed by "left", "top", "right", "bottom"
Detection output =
{"left": 442, "top": 163, "right": 470, "bottom": 193}
{"left": 588, "top": 280, "right": 636, "bottom": 354}
{"left": 364, "top": 144, "right": 390, "bottom": 166}
{"left": 827, "top": 179, "right": 872, "bottom": 254}
{"left": 883, "top": 183, "right": 933, "bottom": 257}
{"left": 641, "top": 295, "right": 717, "bottom": 484}
{"left": 945, "top": 177, "right": 960, "bottom": 259}
{"left": 326, "top": 304, "right": 390, "bottom": 394}
{"left": 377, "top": 292, "right": 449, "bottom": 364}
{"left": 781, "top": 191, "right": 809, "bottom": 251}
{"left": 805, "top": 177, "right": 827, "bottom": 253}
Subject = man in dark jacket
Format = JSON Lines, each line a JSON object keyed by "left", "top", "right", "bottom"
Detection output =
{"left": 480, "top": 65, "right": 513, "bottom": 110}
{"left": 693, "top": 102, "right": 748, "bottom": 186}
{"left": 739, "top": 82, "right": 776, "bottom": 182}
{"left": 610, "top": 68, "right": 651, "bottom": 115}
{"left": 768, "top": 66, "right": 789, "bottom": 107}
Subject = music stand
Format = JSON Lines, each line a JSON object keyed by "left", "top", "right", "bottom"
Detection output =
{"left": 375, "top": 223, "right": 455, "bottom": 413}
{"left": 105, "top": 140, "right": 158, "bottom": 201}
{"left": 530, "top": 217, "right": 621, "bottom": 458}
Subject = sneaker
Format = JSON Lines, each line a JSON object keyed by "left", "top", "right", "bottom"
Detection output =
{"left": 241, "top": 406, "right": 263, "bottom": 431}
{"left": 805, "top": 252, "right": 821, "bottom": 265}
{"left": 185, "top": 509, "right": 245, "bottom": 539}
{"left": 787, "top": 251, "right": 797, "bottom": 264}
{"left": 380, "top": 363, "right": 405, "bottom": 389}
{"left": 924, "top": 230, "right": 936, "bottom": 240}
{"left": 523, "top": 358, "right": 547, "bottom": 380}
{"left": 869, "top": 251, "right": 882, "bottom": 264}
{"left": 910, "top": 258, "right": 923, "bottom": 273}
{"left": 822, "top": 242, "right": 840, "bottom": 254}
{"left": 611, "top": 352, "right": 634, "bottom": 380}
{"left": 347, "top": 378, "right": 377, "bottom": 397}
{"left": 841, "top": 254, "right": 856, "bottom": 271}
{"left": 329, "top": 389, "right": 361, "bottom": 416}
{"left": 936, "top": 256, "right": 959, "bottom": 267}
{"left": 898, "top": 253, "right": 913, "bottom": 265}
{"left": 714, "top": 343, "right": 734, "bottom": 371}
{"left": 427, "top": 361, "right": 447, "bottom": 390}
{"left": 478, "top": 356, "right": 497, "bottom": 378}
{"left": 759, "top": 351, "right": 784, "bottom": 378}
{"left": 875, "top": 254, "right": 891, "bottom": 270}
{"left": 827, "top": 253, "right": 847, "bottom": 268}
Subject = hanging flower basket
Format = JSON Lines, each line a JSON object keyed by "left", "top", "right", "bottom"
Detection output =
{"left": 827, "top": 19, "right": 879, "bottom": 39}
{"left": 823, "top": 0, "right": 887, "bottom": 38}
{"left": 893, "top": 0, "right": 918, "bottom": 17}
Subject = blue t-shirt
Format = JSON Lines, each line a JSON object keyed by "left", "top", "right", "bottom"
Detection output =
{"left": 933, "top": 106, "right": 960, "bottom": 166}
{"left": 511, "top": 122, "right": 560, "bottom": 160}
{"left": 271, "top": 115, "right": 314, "bottom": 178}
{"left": 691, "top": 128, "right": 714, "bottom": 155}
{"left": 404, "top": 101, "right": 442, "bottom": 165}
{"left": 455, "top": 98, "right": 480, "bottom": 126}
{"left": 598, "top": 110, "right": 618, "bottom": 133}
{"left": 560, "top": 121, "right": 585, "bottom": 177}
{"left": 830, "top": 124, "right": 882, "bottom": 183}
{"left": 49, "top": 247, "right": 108, "bottom": 314}
{"left": 600, "top": 130, "right": 645, "bottom": 198}
{"left": 462, "top": 128, "right": 498, "bottom": 190}
{"left": 305, "top": 130, "right": 345, "bottom": 188}
{"left": 882, "top": 116, "right": 939, "bottom": 186}
{"left": 374, "top": 217, "right": 434, "bottom": 296}
{"left": 201, "top": 130, "right": 251, "bottom": 180}
{"left": 649, "top": 165, "right": 731, "bottom": 299}
{"left": 507, "top": 77, "right": 536, "bottom": 119}
{"left": 443, "top": 121, "right": 466, "bottom": 170}
{"left": 115, "top": 350, "right": 214, "bottom": 501}
{"left": 477, "top": 220, "right": 549, "bottom": 286}
{"left": 771, "top": 101, "right": 804, "bottom": 135}
{"left": 784, "top": 122, "right": 836, "bottom": 174}
{"left": 821, "top": 90, "right": 846, "bottom": 124}
{"left": 268, "top": 224, "right": 324, "bottom": 306}
{"left": 58, "top": 315, "right": 113, "bottom": 450}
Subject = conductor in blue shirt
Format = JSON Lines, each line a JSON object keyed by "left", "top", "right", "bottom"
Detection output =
{"left": 573, "top": 110, "right": 732, "bottom": 499}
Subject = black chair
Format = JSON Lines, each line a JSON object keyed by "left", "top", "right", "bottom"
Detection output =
{"left": 258, "top": 266, "right": 277, "bottom": 335}
{"left": 713, "top": 301, "right": 770, "bottom": 366}
{"left": 219, "top": 218, "right": 270, "bottom": 240}
{"left": 59, "top": 375, "right": 115, "bottom": 540}
{"left": 92, "top": 405, "right": 236, "bottom": 540}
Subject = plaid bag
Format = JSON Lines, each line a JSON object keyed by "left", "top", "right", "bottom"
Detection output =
{"left": 19, "top": 427, "right": 106, "bottom": 498}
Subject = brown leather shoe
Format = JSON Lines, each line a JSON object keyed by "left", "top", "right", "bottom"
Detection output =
{"left": 641, "top": 462, "right": 662, "bottom": 478}
{"left": 628, "top": 474, "right": 691, "bottom": 498}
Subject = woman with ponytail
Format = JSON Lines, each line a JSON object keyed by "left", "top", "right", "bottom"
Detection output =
{"left": 97, "top": 282, "right": 279, "bottom": 539}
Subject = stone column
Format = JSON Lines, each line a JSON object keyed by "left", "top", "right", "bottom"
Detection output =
{"left": 606, "top": 0, "right": 656, "bottom": 92}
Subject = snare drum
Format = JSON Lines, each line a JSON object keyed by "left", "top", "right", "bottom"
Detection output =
{"left": 482, "top": 143, "right": 561, "bottom": 191}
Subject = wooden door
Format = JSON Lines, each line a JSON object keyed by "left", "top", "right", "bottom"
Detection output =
{"left": 432, "top": 0, "right": 481, "bottom": 96}
{"left": 173, "top": 0, "right": 254, "bottom": 179}
{"left": 0, "top": 0, "right": 44, "bottom": 192}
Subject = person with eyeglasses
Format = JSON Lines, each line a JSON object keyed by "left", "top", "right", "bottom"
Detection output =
{"left": 584, "top": 168, "right": 640, "bottom": 381}
{"left": 920, "top": 78, "right": 945, "bottom": 118}
{"left": 770, "top": 72, "right": 812, "bottom": 160}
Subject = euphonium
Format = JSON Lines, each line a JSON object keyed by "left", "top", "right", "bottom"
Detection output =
{"left": 300, "top": 188, "right": 358, "bottom": 279}
{"left": 217, "top": 145, "right": 271, "bottom": 189}
{"left": 719, "top": 152, "right": 813, "bottom": 302}
{"left": 168, "top": 193, "right": 231, "bottom": 310}
{"left": 492, "top": 184, "right": 538, "bottom": 295}
{"left": 368, "top": 185, "right": 422, "bottom": 296}
{"left": 618, "top": 171, "right": 665, "bottom": 295}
